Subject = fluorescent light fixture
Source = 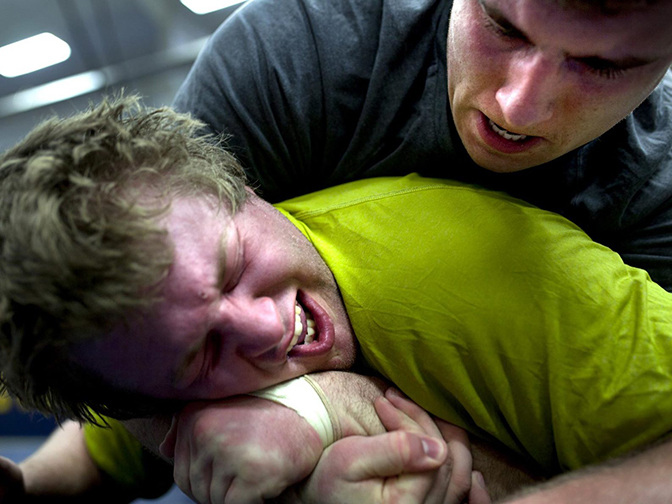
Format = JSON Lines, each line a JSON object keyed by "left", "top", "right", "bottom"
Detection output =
{"left": 10, "top": 71, "right": 106, "bottom": 112}
{"left": 180, "top": 0, "right": 245, "bottom": 15}
{"left": 0, "top": 33, "right": 71, "bottom": 78}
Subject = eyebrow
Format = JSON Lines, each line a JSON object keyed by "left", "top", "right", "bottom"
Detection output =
{"left": 217, "top": 225, "right": 229, "bottom": 289}
{"left": 477, "top": 0, "right": 656, "bottom": 70}
{"left": 478, "top": 0, "right": 530, "bottom": 42}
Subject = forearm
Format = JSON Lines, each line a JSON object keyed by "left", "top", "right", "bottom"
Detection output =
{"left": 307, "top": 370, "right": 546, "bottom": 501}
{"left": 121, "top": 415, "right": 173, "bottom": 463}
{"left": 306, "top": 371, "right": 389, "bottom": 437}
{"left": 500, "top": 438, "right": 672, "bottom": 504}
{"left": 19, "top": 420, "right": 135, "bottom": 503}
{"left": 469, "top": 436, "right": 545, "bottom": 500}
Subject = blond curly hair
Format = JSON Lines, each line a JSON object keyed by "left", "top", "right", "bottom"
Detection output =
{"left": 0, "top": 95, "right": 248, "bottom": 422}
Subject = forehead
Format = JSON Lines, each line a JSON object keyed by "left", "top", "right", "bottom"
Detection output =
{"left": 481, "top": 0, "right": 672, "bottom": 61}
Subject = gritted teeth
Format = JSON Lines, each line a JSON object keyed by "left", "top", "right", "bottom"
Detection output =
{"left": 488, "top": 119, "right": 528, "bottom": 141}
{"left": 288, "top": 301, "right": 317, "bottom": 354}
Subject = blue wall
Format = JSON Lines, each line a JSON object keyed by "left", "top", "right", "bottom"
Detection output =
{"left": 0, "top": 392, "right": 57, "bottom": 436}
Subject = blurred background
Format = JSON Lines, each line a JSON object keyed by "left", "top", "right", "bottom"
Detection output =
{"left": 0, "top": 0, "right": 245, "bottom": 151}
{"left": 0, "top": 1, "right": 244, "bottom": 501}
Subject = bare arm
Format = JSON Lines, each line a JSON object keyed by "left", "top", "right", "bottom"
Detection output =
{"left": 5, "top": 420, "right": 137, "bottom": 503}
{"left": 126, "top": 371, "right": 538, "bottom": 502}
{"left": 308, "top": 372, "right": 543, "bottom": 500}
{"left": 500, "top": 438, "right": 672, "bottom": 504}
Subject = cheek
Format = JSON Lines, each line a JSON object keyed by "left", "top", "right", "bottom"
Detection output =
{"left": 448, "top": 23, "right": 503, "bottom": 105}
{"left": 556, "top": 80, "right": 650, "bottom": 143}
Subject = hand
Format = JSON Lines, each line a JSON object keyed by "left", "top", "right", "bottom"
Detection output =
{"left": 159, "top": 396, "right": 324, "bottom": 504}
{"left": 0, "top": 456, "right": 25, "bottom": 502}
{"left": 277, "top": 388, "right": 491, "bottom": 504}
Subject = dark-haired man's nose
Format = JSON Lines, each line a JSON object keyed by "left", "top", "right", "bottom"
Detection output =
{"left": 496, "top": 51, "right": 557, "bottom": 129}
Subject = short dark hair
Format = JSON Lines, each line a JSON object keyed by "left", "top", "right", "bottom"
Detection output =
{"left": 0, "top": 95, "right": 248, "bottom": 422}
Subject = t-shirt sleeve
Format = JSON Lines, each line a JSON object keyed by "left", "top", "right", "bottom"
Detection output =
{"left": 172, "top": 0, "right": 378, "bottom": 201}
{"left": 172, "top": 0, "right": 450, "bottom": 202}
{"left": 83, "top": 416, "right": 174, "bottom": 498}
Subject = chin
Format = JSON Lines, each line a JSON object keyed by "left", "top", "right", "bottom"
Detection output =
{"left": 470, "top": 151, "right": 540, "bottom": 173}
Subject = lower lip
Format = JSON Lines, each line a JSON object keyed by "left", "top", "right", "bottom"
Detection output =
{"left": 287, "top": 291, "right": 335, "bottom": 358}
{"left": 476, "top": 112, "right": 542, "bottom": 154}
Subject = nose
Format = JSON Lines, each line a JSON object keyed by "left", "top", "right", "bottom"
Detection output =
{"left": 214, "top": 296, "right": 286, "bottom": 358}
{"left": 495, "top": 51, "right": 558, "bottom": 129}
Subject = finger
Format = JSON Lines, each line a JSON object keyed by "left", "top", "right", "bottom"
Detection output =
{"left": 338, "top": 434, "right": 446, "bottom": 504}
{"left": 209, "top": 468, "right": 235, "bottom": 504}
{"left": 385, "top": 388, "right": 443, "bottom": 437}
{"left": 190, "top": 455, "right": 215, "bottom": 504}
{"left": 158, "top": 414, "right": 179, "bottom": 460}
{"left": 418, "top": 459, "right": 452, "bottom": 504}
{"left": 434, "top": 417, "right": 470, "bottom": 447}
{"left": 375, "top": 396, "right": 425, "bottom": 434}
{"left": 221, "top": 478, "right": 264, "bottom": 504}
{"left": 467, "top": 471, "right": 492, "bottom": 504}
{"left": 434, "top": 419, "right": 473, "bottom": 503}
{"left": 332, "top": 432, "right": 447, "bottom": 481}
{"left": 172, "top": 437, "right": 195, "bottom": 500}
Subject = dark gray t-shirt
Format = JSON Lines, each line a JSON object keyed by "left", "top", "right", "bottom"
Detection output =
{"left": 174, "top": 0, "right": 672, "bottom": 289}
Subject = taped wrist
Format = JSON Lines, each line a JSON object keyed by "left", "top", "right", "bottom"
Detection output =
{"left": 249, "top": 375, "right": 342, "bottom": 447}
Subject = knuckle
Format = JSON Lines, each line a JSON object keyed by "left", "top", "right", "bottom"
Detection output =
{"left": 390, "top": 431, "right": 414, "bottom": 465}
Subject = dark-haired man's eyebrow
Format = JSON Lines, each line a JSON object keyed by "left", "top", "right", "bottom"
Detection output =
{"left": 478, "top": 0, "right": 530, "bottom": 42}
{"left": 477, "top": 0, "right": 657, "bottom": 71}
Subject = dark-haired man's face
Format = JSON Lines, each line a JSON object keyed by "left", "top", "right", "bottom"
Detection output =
{"left": 72, "top": 192, "right": 357, "bottom": 400}
{"left": 447, "top": 0, "right": 672, "bottom": 172}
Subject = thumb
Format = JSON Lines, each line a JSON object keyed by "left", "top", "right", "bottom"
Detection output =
{"left": 158, "top": 415, "right": 179, "bottom": 460}
{"left": 334, "top": 431, "right": 447, "bottom": 481}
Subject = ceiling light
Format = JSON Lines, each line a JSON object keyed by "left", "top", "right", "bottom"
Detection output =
{"left": 0, "top": 33, "right": 71, "bottom": 78}
{"left": 180, "top": 0, "right": 245, "bottom": 15}
{"left": 8, "top": 71, "right": 106, "bottom": 114}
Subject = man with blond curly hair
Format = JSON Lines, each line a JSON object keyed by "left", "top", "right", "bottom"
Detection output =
{"left": 2, "top": 96, "right": 672, "bottom": 503}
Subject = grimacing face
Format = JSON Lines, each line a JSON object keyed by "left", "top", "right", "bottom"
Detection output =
{"left": 448, "top": 0, "right": 672, "bottom": 172}
{"left": 72, "top": 191, "right": 357, "bottom": 400}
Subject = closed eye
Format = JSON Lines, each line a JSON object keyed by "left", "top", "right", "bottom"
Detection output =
{"left": 576, "top": 58, "right": 627, "bottom": 79}
{"left": 483, "top": 16, "right": 527, "bottom": 42}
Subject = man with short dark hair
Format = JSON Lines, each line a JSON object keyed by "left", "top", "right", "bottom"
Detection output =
{"left": 175, "top": 0, "right": 672, "bottom": 280}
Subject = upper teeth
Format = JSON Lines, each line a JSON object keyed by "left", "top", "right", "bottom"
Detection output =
{"left": 489, "top": 119, "right": 527, "bottom": 141}
{"left": 288, "top": 301, "right": 316, "bottom": 353}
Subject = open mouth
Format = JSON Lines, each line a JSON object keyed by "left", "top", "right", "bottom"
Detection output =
{"left": 476, "top": 112, "right": 542, "bottom": 156}
{"left": 488, "top": 119, "right": 528, "bottom": 141}
{"left": 287, "top": 300, "right": 317, "bottom": 354}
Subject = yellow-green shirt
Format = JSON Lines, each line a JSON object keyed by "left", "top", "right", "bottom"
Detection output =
{"left": 85, "top": 174, "right": 672, "bottom": 486}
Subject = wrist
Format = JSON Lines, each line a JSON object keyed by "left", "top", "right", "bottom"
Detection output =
{"left": 307, "top": 372, "right": 389, "bottom": 437}
{"left": 250, "top": 376, "right": 341, "bottom": 447}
